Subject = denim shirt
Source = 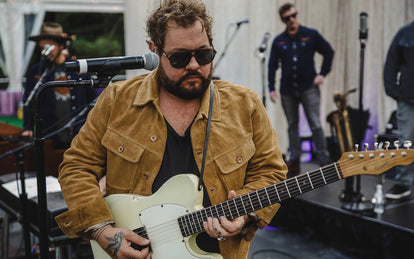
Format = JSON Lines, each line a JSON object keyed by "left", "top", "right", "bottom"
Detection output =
{"left": 384, "top": 21, "right": 414, "bottom": 103}
{"left": 268, "top": 25, "right": 334, "bottom": 96}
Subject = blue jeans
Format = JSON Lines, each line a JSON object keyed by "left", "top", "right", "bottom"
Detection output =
{"left": 281, "top": 85, "right": 330, "bottom": 164}
{"left": 394, "top": 101, "right": 414, "bottom": 186}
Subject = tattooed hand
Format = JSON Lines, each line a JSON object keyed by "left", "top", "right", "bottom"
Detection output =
{"left": 92, "top": 225, "right": 150, "bottom": 259}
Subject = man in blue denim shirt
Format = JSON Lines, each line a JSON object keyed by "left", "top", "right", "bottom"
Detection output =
{"left": 383, "top": 21, "right": 414, "bottom": 200}
{"left": 267, "top": 3, "right": 334, "bottom": 174}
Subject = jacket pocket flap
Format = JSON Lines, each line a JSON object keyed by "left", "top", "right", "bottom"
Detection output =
{"left": 214, "top": 139, "right": 256, "bottom": 174}
{"left": 102, "top": 128, "right": 144, "bottom": 163}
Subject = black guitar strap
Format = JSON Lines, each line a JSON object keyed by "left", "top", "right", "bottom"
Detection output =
{"left": 198, "top": 81, "right": 214, "bottom": 191}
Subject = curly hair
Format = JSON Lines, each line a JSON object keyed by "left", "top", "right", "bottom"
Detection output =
{"left": 146, "top": 0, "right": 213, "bottom": 51}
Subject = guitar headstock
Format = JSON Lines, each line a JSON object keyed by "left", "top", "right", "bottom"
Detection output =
{"left": 338, "top": 141, "right": 413, "bottom": 178}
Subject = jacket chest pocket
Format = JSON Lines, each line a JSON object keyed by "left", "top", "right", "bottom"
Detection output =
{"left": 214, "top": 139, "right": 256, "bottom": 189}
{"left": 102, "top": 128, "right": 145, "bottom": 193}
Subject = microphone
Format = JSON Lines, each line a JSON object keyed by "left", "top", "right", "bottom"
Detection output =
{"left": 64, "top": 52, "right": 159, "bottom": 73}
{"left": 234, "top": 18, "right": 249, "bottom": 26}
{"left": 41, "top": 44, "right": 55, "bottom": 59}
{"left": 359, "top": 12, "right": 368, "bottom": 40}
{"left": 258, "top": 32, "right": 271, "bottom": 52}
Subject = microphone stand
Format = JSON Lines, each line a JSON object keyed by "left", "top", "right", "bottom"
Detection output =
{"left": 0, "top": 114, "right": 87, "bottom": 258}
{"left": 33, "top": 71, "right": 115, "bottom": 258}
{"left": 24, "top": 64, "right": 52, "bottom": 108}
{"left": 213, "top": 23, "right": 246, "bottom": 73}
{"left": 342, "top": 27, "right": 371, "bottom": 213}
{"left": 255, "top": 50, "right": 267, "bottom": 108}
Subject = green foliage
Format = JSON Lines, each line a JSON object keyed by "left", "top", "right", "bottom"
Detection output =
{"left": 72, "top": 37, "right": 123, "bottom": 59}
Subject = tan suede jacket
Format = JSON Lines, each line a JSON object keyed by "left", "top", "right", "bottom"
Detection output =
{"left": 55, "top": 70, "right": 287, "bottom": 259}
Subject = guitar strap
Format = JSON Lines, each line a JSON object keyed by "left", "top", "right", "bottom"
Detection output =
{"left": 198, "top": 81, "right": 214, "bottom": 191}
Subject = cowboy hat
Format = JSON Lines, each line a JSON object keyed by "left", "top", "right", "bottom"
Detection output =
{"left": 28, "top": 22, "right": 74, "bottom": 43}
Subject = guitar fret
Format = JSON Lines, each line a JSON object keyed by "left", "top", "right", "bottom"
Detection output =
{"left": 284, "top": 181, "right": 291, "bottom": 198}
{"left": 307, "top": 172, "right": 314, "bottom": 189}
{"left": 274, "top": 184, "right": 281, "bottom": 201}
{"left": 226, "top": 201, "right": 233, "bottom": 218}
{"left": 233, "top": 199, "right": 240, "bottom": 217}
{"left": 295, "top": 177, "right": 302, "bottom": 194}
{"left": 287, "top": 178, "right": 301, "bottom": 197}
{"left": 220, "top": 203, "right": 226, "bottom": 217}
{"left": 275, "top": 182, "right": 287, "bottom": 200}
{"left": 310, "top": 170, "right": 325, "bottom": 189}
{"left": 188, "top": 214, "right": 196, "bottom": 234}
{"left": 184, "top": 216, "right": 191, "bottom": 236}
{"left": 320, "top": 168, "right": 327, "bottom": 184}
{"left": 256, "top": 190, "right": 263, "bottom": 208}
{"left": 333, "top": 162, "right": 342, "bottom": 179}
{"left": 240, "top": 196, "right": 248, "bottom": 214}
{"left": 248, "top": 193, "right": 255, "bottom": 211}
{"left": 264, "top": 187, "right": 272, "bottom": 204}
{"left": 214, "top": 205, "right": 220, "bottom": 218}
{"left": 193, "top": 213, "right": 201, "bottom": 232}
{"left": 298, "top": 174, "right": 313, "bottom": 193}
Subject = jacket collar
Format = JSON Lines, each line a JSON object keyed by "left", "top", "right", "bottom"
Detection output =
{"left": 133, "top": 69, "right": 221, "bottom": 121}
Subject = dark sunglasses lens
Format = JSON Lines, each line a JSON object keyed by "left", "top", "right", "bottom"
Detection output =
{"left": 283, "top": 13, "right": 296, "bottom": 22}
{"left": 169, "top": 49, "right": 215, "bottom": 68}
{"left": 169, "top": 52, "right": 193, "bottom": 68}
{"left": 195, "top": 49, "right": 215, "bottom": 65}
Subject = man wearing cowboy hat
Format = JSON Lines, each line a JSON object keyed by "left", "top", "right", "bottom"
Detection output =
{"left": 22, "top": 22, "right": 98, "bottom": 149}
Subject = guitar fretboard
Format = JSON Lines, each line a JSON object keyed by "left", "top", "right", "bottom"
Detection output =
{"left": 177, "top": 162, "right": 343, "bottom": 237}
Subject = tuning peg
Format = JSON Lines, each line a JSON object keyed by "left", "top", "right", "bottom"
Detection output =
{"left": 374, "top": 142, "right": 379, "bottom": 150}
{"left": 394, "top": 140, "right": 400, "bottom": 150}
{"left": 384, "top": 141, "right": 390, "bottom": 150}
{"left": 354, "top": 144, "right": 359, "bottom": 152}
{"left": 364, "top": 143, "right": 369, "bottom": 151}
{"left": 403, "top": 140, "right": 412, "bottom": 149}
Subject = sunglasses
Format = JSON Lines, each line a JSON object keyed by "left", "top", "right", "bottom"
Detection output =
{"left": 160, "top": 48, "right": 216, "bottom": 69}
{"left": 282, "top": 12, "right": 297, "bottom": 22}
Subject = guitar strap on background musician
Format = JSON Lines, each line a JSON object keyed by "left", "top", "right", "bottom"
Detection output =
{"left": 198, "top": 81, "right": 214, "bottom": 191}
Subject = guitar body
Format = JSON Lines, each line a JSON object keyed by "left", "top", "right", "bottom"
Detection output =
{"left": 91, "top": 174, "right": 222, "bottom": 259}
{"left": 90, "top": 147, "right": 414, "bottom": 258}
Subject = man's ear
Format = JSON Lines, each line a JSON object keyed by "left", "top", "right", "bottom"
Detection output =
{"left": 148, "top": 40, "right": 157, "bottom": 53}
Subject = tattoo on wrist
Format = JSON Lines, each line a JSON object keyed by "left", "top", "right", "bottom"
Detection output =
{"left": 105, "top": 232, "right": 125, "bottom": 257}
{"left": 91, "top": 225, "right": 111, "bottom": 240}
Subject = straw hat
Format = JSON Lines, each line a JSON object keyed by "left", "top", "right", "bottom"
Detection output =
{"left": 28, "top": 22, "right": 74, "bottom": 43}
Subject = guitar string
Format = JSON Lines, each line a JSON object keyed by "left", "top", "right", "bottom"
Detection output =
{"left": 134, "top": 151, "right": 406, "bottom": 240}
{"left": 208, "top": 153, "right": 403, "bottom": 221}
{"left": 179, "top": 153, "right": 402, "bottom": 234}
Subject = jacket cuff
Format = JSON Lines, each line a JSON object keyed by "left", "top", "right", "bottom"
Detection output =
{"left": 55, "top": 197, "right": 113, "bottom": 238}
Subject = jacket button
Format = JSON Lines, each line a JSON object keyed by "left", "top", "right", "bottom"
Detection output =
{"left": 237, "top": 156, "right": 243, "bottom": 164}
{"left": 150, "top": 136, "right": 157, "bottom": 142}
{"left": 63, "top": 221, "right": 71, "bottom": 227}
{"left": 118, "top": 146, "right": 124, "bottom": 153}
{"left": 143, "top": 174, "right": 148, "bottom": 179}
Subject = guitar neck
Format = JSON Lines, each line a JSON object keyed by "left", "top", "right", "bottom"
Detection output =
{"left": 178, "top": 162, "right": 343, "bottom": 237}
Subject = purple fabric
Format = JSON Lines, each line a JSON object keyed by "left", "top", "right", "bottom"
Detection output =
{"left": 0, "top": 90, "right": 23, "bottom": 116}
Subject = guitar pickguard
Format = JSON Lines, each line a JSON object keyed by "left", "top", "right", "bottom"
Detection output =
{"left": 91, "top": 174, "right": 222, "bottom": 259}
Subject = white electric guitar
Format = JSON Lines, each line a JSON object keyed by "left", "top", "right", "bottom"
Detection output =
{"left": 91, "top": 148, "right": 414, "bottom": 258}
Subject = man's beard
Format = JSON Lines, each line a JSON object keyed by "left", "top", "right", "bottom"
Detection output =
{"left": 157, "top": 65, "right": 212, "bottom": 100}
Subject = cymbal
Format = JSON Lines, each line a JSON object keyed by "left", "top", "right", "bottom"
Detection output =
{"left": 0, "top": 121, "right": 23, "bottom": 137}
